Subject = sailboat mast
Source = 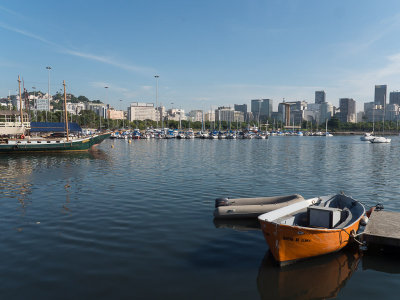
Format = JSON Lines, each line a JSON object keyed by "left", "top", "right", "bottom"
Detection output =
{"left": 63, "top": 80, "right": 70, "bottom": 142}
{"left": 18, "top": 76, "right": 23, "bottom": 126}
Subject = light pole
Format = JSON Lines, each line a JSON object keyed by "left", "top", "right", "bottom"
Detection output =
{"left": 100, "top": 86, "right": 108, "bottom": 130}
{"left": 32, "top": 87, "right": 36, "bottom": 121}
{"left": 46, "top": 66, "right": 51, "bottom": 122}
{"left": 120, "top": 99, "right": 125, "bottom": 129}
{"left": 154, "top": 75, "right": 159, "bottom": 128}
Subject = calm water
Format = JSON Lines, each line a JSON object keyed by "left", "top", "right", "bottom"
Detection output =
{"left": 1, "top": 136, "right": 400, "bottom": 299}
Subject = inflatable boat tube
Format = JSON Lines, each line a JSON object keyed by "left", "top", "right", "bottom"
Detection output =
{"left": 213, "top": 194, "right": 305, "bottom": 219}
{"left": 215, "top": 194, "right": 304, "bottom": 208}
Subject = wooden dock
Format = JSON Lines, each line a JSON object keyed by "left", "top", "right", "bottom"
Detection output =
{"left": 362, "top": 210, "right": 400, "bottom": 248}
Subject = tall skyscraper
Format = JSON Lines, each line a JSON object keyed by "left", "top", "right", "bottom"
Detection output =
{"left": 389, "top": 91, "right": 400, "bottom": 106}
{"left": 251, "top": 99, "right": 272, "bottom": 119}
{"left": 374, "top": 85, "right": 387, "bottom": 107}
{"left": 234, "top": 104, "right": 248, "bottom": 121}
{"left": 315, "top": 91, "right": 326, "bottom": 104}
{"left": 234, "top": 104, "right": 247, "bottom": 115}
{"left": 339, "top": 98, "right": 356, "bottom": 123}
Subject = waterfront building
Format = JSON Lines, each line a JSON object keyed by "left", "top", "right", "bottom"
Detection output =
{"left": 108, "top": 109, "right": 125, "bottom": 120}
{"left": 364, "top": 102, "right": 385, "bottom": 122}
{"left": 278, "top": 101, "right": 307, "bottom": 125}
{"left": 339, "top": 98, "right": 356, "bottom": 123}
{"left": 356, "top": 111, "right": 365, "bottom": 123}
{"left": 234, "top": 104, "right": 248, "bottom": 121}
{"left": 251, "top": 99, "right": 272, "bottom": 120}
{"left": 389, "top": 91, "right": 400, "bottom": 105}
{"left": 385, "top": 103, "right": 399, "bottom": 121}
{"left": 35, "top": 98, "right": 50, "bottom": 111}
{"left": 215, "top": 106, "right": 234, "bottom": 122}
{"left": 205, "top": 110, "right": 215, "bottom": 122}
{"left": 234, "top": 111, "right": 245, "bottom": 123}
{"left": 167, "top": 108, "right": 186, "bottom": 121}
{"left": 374, "top": 85, "right": 387, "bottom": 108}
{"left": 11, "top": 95, "right": 25, "bottom": 110}
{"left": 303, "top": 109, "right": 318, "bottom": 123}
{"left": 187, "top": 110, "right": 203, "bottom": 122}
{"left": 271, "top": 111, "right": 283, "bottom": 122}
{"left": 315, "top": 91, "right": 326, "bottom": 104}
{"left": 66, "top": 102, "right": 85, "bottom": 115}
{"left": 87, "top": 102, "right": 108, "bottom": 119}
{"left": 128, "top": 102, "right": 156, "bottom": 121}
{"left": 246, "top": 112, "right": 254, "bottom": 122}
{"left": 319, "top": 102, "right": 333, "bottom": 123}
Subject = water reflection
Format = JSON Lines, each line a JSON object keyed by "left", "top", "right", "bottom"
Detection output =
{"left": 213, "top": 218, "right": 260, "bottom": 231}
{"left": 362, "top": 252, "right": 400, "bottom": 274}
{"left": 0, "top": 149, "right": 110, "bottom": 203}
{"left": 257, "top": 249, "right": 361, "bottom": 300}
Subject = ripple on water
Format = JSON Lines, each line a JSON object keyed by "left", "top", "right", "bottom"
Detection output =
{"left": 1, "top": 136, "right": 400, "bottom": 299}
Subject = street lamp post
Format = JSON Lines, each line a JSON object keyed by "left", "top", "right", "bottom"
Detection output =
{"left": 32, "top": 86, "right": 37, "bottom": 121}
{"left": 120, "top": 99, "right": 124, "bottom": 129}
{"left": 46, "top": 66, "right": 51, "bottom": 122}
{"left": 154, "top": 75, "right": 159, "bottom": 128}
{"left": 104, "top": 86, "right": 109, "bottom": 129}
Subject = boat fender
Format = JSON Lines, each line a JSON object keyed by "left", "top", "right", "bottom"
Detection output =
{"left": 215, "top": 198, "right": 229, "bottom": 208}
{"left": 360, "top": 215, "right": 369, "bottom": 226}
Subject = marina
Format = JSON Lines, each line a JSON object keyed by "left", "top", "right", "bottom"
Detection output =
{"left": 1, "top": 136, "right": 400, "bottom": 299}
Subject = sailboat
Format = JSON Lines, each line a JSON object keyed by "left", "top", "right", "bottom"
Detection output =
{"left": 0, "top": 78, "right": 110, "bottom": 152}
{"left": 370, "top": 105, "right": 391, "bottom": 143}
{"left": 361, "top": 105, "right": 375, "bottom": 141}
{"left": 324, "top": 119, "right": 333, "bottom": 137}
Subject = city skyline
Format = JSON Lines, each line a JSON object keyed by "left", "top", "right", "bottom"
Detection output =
{"left": 3, "top": 1, "right": 400, "bottom": 111}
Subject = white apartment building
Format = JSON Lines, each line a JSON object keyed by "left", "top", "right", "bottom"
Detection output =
{"left": 128, "top": 102, "right": 156, "bottom": 121}
{"left": 188, "top": 110, "right": 203, "bottom": 122}
{"left": 67, "top": 102, "right": 85, "bottom": 115}
{"left": 205, "top": 110, "right": 215, "bottom": 122}
{"left": 35, "top": 98, "right": 50, "bottom": 111}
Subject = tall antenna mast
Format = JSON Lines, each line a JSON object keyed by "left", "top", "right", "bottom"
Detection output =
{"left": 63, "top": 80, "right": 69, "bottom": 142}
{"left": 18, "top": 75, "right": 23, "bottom": 125}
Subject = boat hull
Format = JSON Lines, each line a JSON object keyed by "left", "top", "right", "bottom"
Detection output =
{"left": 259, "top": 218, "right": 362, "bottom": 265}
{"left": 0, "top": 133, "right": 111, "bottom": 153}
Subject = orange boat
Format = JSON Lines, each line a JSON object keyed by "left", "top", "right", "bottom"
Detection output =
{"left": 258, "top": 194, "right": 365, "bottom": 265}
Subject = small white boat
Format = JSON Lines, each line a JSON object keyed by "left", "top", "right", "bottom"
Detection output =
{"left": 360, "top": 133, "right": 375, "bottom": 141}
{"left": 370, "top": 136, "right": 391, "bottom": 143}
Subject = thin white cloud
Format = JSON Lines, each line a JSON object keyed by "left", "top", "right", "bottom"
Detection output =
{"left": 338, "top": 13, "right": 400, "bottom": 55}
{"left": 63, "top": 49, "right": 155, "bottom": 74}
{"left": 0, "top": 22, "right": 56, "bottom": 46}
{"left": 0, "top": 5, "right": 26, "bottom": 19}
{"left": 0, "top": 22, "right": 155, "bottom": 75}
{"left": 89, "top": 81, "right": 153, "bottom": 100}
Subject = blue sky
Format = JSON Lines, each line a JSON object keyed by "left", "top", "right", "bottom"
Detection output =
{"left": 2, "top": 0, "right": 400, "bottom": 112}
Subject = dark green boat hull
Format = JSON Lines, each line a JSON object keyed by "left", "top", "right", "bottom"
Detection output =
{"left": 0, "top": 133, "right": 111, "bottom": 153}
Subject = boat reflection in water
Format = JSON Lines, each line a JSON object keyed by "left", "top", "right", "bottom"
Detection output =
{"left": 257, "top": 249, "right": 361, "bottom": 300}
{"left": 213, "top": 218, "right": 261, "bottom": 232}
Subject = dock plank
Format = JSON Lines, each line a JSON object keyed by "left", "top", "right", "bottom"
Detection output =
{"left": 363, "top": 210, "right": 400, "bottom": 248}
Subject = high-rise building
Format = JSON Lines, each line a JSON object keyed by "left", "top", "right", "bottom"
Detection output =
{"left": 374, "top": 85, "right": 387, "bottom": 107}
{"left": 251, "top": 99, "right": 262, "bottom": 118}
{"left": 215, "top": 106, "right": 234, "bottom": 122}
{"left": 251, "top": 99, "right": 272, "bottom": 119}
{"left": 319, "top": 102, "right": 333, "bottom": 123}
{"left": 339, "top": 98, "right": 356, "bottom": 123}
{"left": 315, "top": 91, "right": 326, "bottom": 104}
{"left": 389, "top": 91, "right": 400, "bottom": 106}
{"left": 234, "top": 104, "right": 247, "bottom": 114}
